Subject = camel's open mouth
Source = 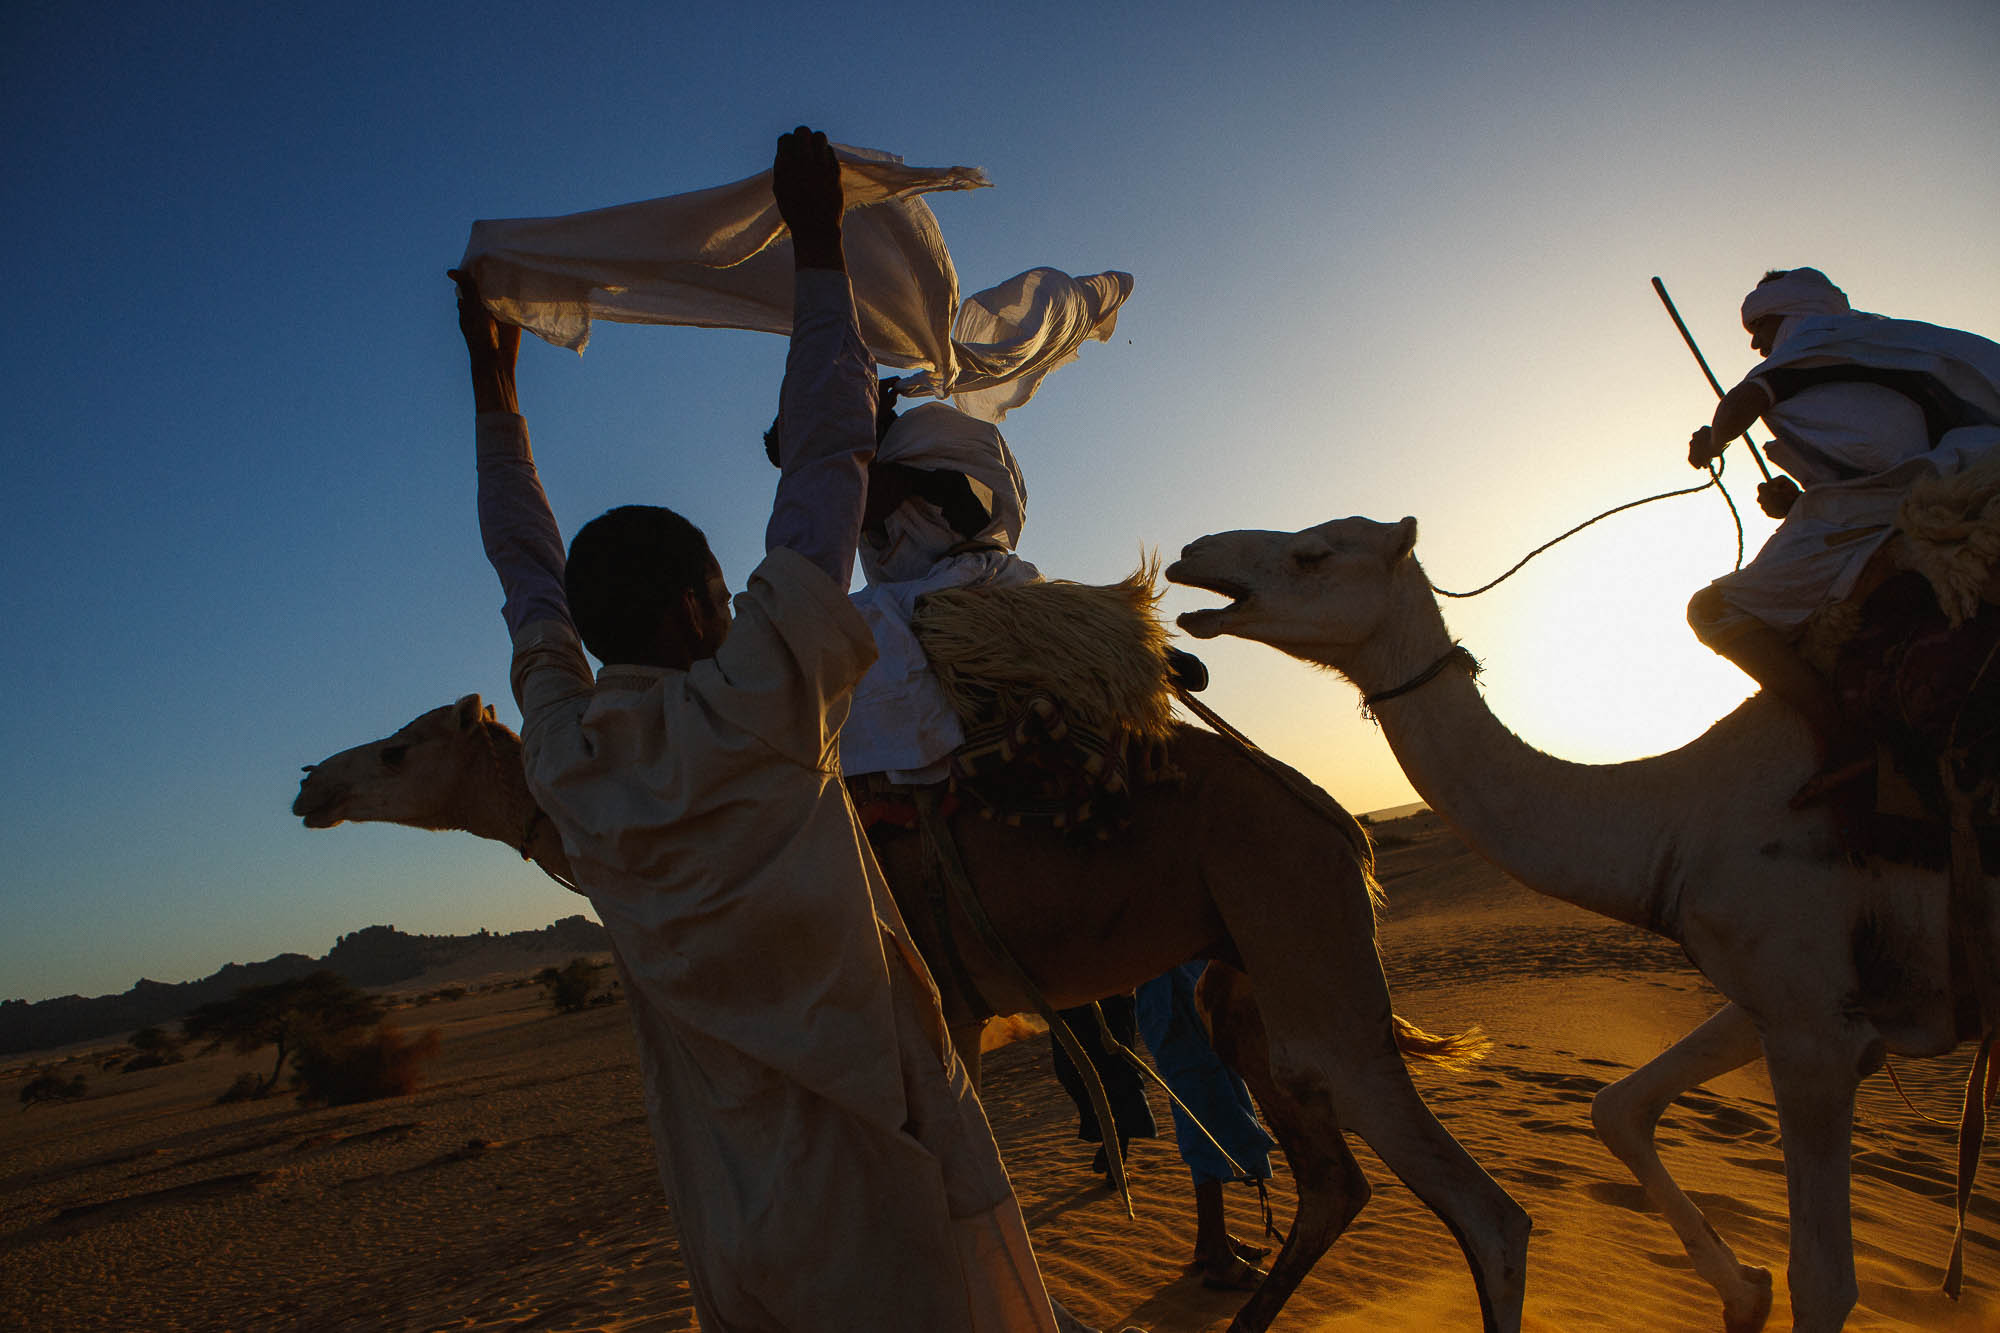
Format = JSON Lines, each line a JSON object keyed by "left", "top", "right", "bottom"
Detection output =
{"left": 1164, "top": 559, "right": 1249, "bottom": 640}
{"left": 292, "top": 783, "right": 345, "bottom": 828}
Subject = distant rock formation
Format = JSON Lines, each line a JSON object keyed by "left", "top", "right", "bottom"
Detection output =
{"left": 0, "top": 915, "right": 610, "bottom": 1055}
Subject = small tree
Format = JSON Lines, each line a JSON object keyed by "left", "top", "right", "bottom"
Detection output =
{"left": 534, "top": 957, "right": 608, "bottom": 1014}
{"left": 123, "top": 1025, "right": 186, "bottom": 1072}
{"left": 182, "top": 970, "right": 379, "bottom": 1097}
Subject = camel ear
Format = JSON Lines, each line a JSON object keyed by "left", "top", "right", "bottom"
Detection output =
{"left": 1386, "top": 516, "right": 1418, "bottom": 566}
{"left": 452, "top": 694, "right": 485, "bottom": 731}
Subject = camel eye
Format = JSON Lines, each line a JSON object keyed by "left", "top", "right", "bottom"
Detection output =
{"left": 1290, "top": 546, "right": 1332, "bottom": 569}
{"left": 380, "top": 744, "right": 408, "bottom": 769}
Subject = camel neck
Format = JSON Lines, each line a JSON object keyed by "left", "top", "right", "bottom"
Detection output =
{"left": 1354, "top": 623, "right": 1690, "bottom": 940}
{"left": 462, "top": 728, "right": 577, "bottom": 885}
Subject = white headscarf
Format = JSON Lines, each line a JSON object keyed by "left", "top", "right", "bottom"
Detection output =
{"left": 1741, "top": 268, "right": 1850, "bottom": 328}
{"left": 859, "top": 403, "right": 1029, "bottom": 584}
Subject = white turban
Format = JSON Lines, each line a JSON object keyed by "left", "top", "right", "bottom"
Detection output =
{"left": 860, "top": 403, "right": 1029, "bottom": 584}
{"left": 1741, "top": 268, "right": 1850, "bottom": 328}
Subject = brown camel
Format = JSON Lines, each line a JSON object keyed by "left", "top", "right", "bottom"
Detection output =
{"left": 295, "top": 694, "right": 1529, "bottom": 1333}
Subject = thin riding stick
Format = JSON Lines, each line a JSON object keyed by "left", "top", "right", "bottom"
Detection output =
{"left": 1653, "top": 276, "right": 1775, "bottom": 481}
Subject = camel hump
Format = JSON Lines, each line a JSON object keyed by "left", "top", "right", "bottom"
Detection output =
{"left": 1391, "top": 1014, "right": 1491, "bottom": 1070}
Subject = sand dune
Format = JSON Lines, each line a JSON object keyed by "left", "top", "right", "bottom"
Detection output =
{"left": 4, "top": 812, "right": 1995, "bottom": 1331}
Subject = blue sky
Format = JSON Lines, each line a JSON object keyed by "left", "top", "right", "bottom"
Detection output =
{"left": 4, "top": 1, "right": 1995, "bottom": 1003}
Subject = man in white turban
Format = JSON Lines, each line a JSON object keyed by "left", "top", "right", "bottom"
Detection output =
{"left": 1685, "top": 267, "right": 2000, "bottom": 793}
{"left": 840, "top": 400, "right": 1042, "bottom": 782}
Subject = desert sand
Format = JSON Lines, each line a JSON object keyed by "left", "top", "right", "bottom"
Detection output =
{"left": 4, "top": 810, "right": 1996, "bottom": 1331}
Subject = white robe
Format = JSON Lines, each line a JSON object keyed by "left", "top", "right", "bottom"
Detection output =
{"left": 1708, "top": 313, "right": 2000, "bottom": 630}
{"left": 511, "top": 547, "right": 1054, "bottom": 1333}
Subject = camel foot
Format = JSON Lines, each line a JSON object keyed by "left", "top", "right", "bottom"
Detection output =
{"left": 1189, "top": 1235, "right": 1270, "bottom": 1269}
{"left": 1722, "top": 1264, "right": 1774, "bottom": 1333}
{"left": 1198, "top": 1253, "right": 1268, "bottom": 1292}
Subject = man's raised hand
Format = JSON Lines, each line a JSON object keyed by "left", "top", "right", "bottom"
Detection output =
{"left": 450, "top": 268, "right": 521, "bottom": 416}
{"left": 772, "top": 126, "right": 844, "bottom": 271}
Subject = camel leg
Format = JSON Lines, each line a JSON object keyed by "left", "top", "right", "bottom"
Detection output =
{"left": 1763, "top": 1027, "right": 1867, "bottom": 1333}
{"left": 1219, "top": 912, "right": 1528, "bottom": 1331}
{"left": 1199, "top": 965, "right": 1371, "bottom": 1333}
{"left": 1591, "top": 1003, "right": 1773, "bottom": 1333}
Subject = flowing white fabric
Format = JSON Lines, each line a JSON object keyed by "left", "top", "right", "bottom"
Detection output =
{"left": 460, "top": 146, "right": 1132, "bottom": 421}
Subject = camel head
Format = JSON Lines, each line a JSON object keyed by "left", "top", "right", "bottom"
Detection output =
{"left": 294, "top": 694, "right": 514, "bottom": 833}
{"left": 1166, "top": 516, "right": 1423, "bottom": 669}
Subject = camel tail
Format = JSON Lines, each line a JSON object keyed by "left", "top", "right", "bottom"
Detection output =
{"left": 1392, "top": 1014, "right": 1491, "bottom": 1070}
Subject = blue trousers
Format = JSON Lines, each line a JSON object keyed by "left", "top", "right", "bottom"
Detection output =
{"left": 1136, "top": 962, "right": 1273, "bottom": 1185}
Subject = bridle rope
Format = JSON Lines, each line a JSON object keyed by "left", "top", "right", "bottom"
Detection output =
{"left": 1428, "top": 456, "right": 1746, "bottom": 600}
{"left": 1361, "top": 643, "right": 1482, "bottom": 720}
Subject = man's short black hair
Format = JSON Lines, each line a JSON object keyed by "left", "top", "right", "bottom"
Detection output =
{"left": 564, "top": 505, "right": 715, "bottom": 664}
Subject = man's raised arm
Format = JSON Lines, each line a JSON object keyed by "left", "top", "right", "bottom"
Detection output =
{"left": 764, "top": 126, "right": 878, "bottom": 588}
{"left": 453, "top": 269, "right": 574, "bottom": 642}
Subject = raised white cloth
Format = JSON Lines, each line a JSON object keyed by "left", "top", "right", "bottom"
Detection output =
{"left": 460, "top": 146, "right": 1131, "bottom": 421}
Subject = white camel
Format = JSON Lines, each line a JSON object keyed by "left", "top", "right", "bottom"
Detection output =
{"left": 1166, "top": 513, "right": 1992, "bottom": 1333}
{"left": 295, "top": 693, "right": 1531, "bottom": 1333}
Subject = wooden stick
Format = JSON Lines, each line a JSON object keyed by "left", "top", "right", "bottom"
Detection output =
{"left": 1652, "top": 276, "right": 1774, "bottom": 482}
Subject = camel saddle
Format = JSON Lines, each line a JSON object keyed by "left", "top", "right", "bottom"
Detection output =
{"left": 848, "top": 567, "right": 1186, "bottom": 838}
{"left": 1827, "top": 571, "right": 1999, "bottom": 853}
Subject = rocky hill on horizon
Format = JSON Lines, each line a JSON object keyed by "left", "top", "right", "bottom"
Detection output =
{"left": 0, "top": 915, "right": 610, "bottom": 1056}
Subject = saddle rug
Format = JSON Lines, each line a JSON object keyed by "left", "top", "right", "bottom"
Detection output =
{"left": 909, "top": 563, "right": 1180, "bottom": 833}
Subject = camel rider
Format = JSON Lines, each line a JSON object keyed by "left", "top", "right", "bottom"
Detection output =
{"left": 1685, "top": 267, "right": 2000, "bottom": 793}
{"left": 845, "top": 401, "right": 1041, "bottom": 783}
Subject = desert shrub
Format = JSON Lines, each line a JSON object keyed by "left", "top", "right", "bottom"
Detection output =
{"left": 291, "top": 1021, "right": 441, "bottom": 1107}
{"left": 217, "top": 1072, "right": 267, "bottom": 1104}
{"left": 19, "top": 1071, "right": 88, "bottom": 1109}
{"left": 131, "top": 1025, "right": 183, "bottom": 1056}
{"left": 435, "top": 986, "right": 467, "bottom": 1003}
{"left": 535, "top": 958, "right": 608, "bottom": 1014}
{"left": 122, "top": 1051, "right": 177, "bottom": 1073}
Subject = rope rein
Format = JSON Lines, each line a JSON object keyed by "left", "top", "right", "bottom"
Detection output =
{"left": 1429, "top": 455, "right": 1747, "bottom": 600}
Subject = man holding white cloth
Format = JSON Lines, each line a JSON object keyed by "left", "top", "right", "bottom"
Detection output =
{"left": 460, "top": 125, "right": 1090, "bottom": 1333}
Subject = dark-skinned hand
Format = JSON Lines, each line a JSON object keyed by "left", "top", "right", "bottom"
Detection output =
{"left": 772, "top": 125, "right": 844, "bottom": 270}
{"left": 448, "top": 268, "right": 521, "bottom": 415}
{"left": 1688, "top": 424, "right": 1722, "bottom": 469}
{"left": 1756, "top": 476, "right": 1801, "bottom": 520}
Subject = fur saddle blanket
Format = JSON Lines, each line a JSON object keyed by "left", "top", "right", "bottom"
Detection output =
{"left": 907, "top": 563, "right": 1180, "bottom": 834}
{"left": 1813, "top": 450, "right": 2000, "bottom": 861}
